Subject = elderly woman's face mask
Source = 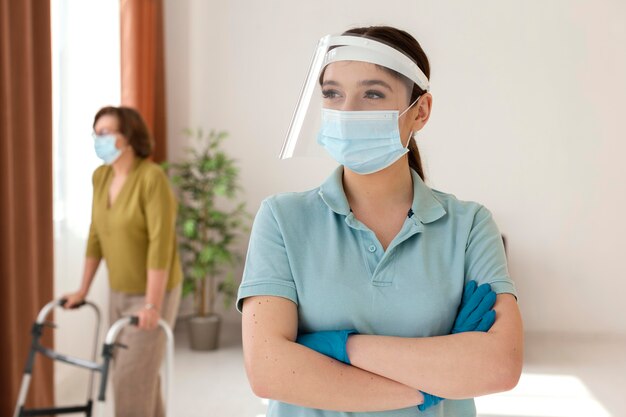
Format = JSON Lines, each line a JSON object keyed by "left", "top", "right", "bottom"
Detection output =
{"left": 93, "top": 115, "right": 124, "bottom": 164}
{"left": 93, "top": 133, "right": 122, "bottom": 164}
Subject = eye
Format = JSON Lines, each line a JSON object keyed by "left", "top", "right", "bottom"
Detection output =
{"left": 364, "top": 90, "right": 385, "bottom": 99}
{"left": 322, "top": 89, "right": 342, "bottom": 99}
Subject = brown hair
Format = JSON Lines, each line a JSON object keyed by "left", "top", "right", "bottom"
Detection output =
{"left": 340, "top": 26, "right": 430, "bottom": 180}
{"left": 93, "top": 106, "right": 153, "bottom": 158}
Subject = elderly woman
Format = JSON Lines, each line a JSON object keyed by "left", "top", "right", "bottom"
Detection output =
{"left": 64, "top": 106, "right": 181, "bottom": 417}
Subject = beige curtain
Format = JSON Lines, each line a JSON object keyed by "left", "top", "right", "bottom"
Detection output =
{"left": 0, "top": 0, "right": 55, "bottom": 414}
{"left": 120, "top": 0, "right": 168, "bottom": 162}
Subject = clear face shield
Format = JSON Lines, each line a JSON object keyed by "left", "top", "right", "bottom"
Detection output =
{"left": 279, "top": 34, "right": 430, "bottom": 165}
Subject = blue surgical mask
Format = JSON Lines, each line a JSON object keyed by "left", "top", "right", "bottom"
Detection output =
{"left": 93, "top": 134, "right": 122, "bottom": 164}
{"left": 317, "top": 107, "right": 413, "bottom": 175}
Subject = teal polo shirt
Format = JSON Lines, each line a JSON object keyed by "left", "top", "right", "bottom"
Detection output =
{"left": 237, "top": 167, "right": 517, "bottom": 417}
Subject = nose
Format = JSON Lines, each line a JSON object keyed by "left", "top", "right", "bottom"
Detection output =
{"left": 339, "top": 94, "right": 363, "bottom": 111}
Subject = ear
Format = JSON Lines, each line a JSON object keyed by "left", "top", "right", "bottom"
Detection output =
{"left": 115, "top": 133, "right": 129, "bottom": 150}
{"left": 410, "top": 93, "right": 433, "bottom": 133}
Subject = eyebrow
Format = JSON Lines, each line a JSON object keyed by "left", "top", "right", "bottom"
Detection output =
{"left": 322, "top": 79, "right": 394, "bottom": 91}
{"left": 358, "top": 79, "right": 394, "bottom": 91}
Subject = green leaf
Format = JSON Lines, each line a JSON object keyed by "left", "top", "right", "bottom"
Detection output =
{"left": 182, "top": 278, "right": 196, "bottom": 297}
{"left": 214, "top": 183, "right": 228, "bottom": 196}
{"left": 199, "top": 245, "right": 217, "bottom": 264}
{"left": 215, "top": 248, "right": 232, "bottom": 264}
{"left": 191, "top": 264, "right": 206, "bottom": 279}
{"left": 201, "top": 159, "right": 216, "bottom": 172}
{"left": 210, "top": 211, "right": 226, "bottom": 222}
{"left": 171, "top": 175, "right": 182, "bottom": 186}
{"left": 183, "top": 219, "right": 197, "bottom": 238}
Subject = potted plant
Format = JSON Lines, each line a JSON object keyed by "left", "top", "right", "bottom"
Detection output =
{"left": 163, "top": 129, "right": 248, "bottom": 350}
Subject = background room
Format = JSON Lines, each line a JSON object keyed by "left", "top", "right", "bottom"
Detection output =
{"left": 1, "top": 1, "right": 625, "bottom": 417}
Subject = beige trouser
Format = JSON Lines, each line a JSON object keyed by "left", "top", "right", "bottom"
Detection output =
{"left": 109, "top": 284, "right": 181, "bottom": 417}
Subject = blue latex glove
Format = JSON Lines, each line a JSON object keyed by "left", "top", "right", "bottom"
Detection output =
{"left": 418, "top": 281, "right": 497, "bottom": 412}
{"left": 296, "top": 329, "right": 358, "bottom": 364}
{"left": 451, "top": 281, "right": 497, "bottom": 334}
{"left": 418, "top": 392, "right": 443, "bottom": 411}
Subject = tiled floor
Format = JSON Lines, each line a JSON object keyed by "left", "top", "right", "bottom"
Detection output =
{"left": 170, "top": 321, "right": 626, "bottom": 417}
{"left": 170, "top": 318, "right": 265, "bottom": 417}
{"left": 474, "top": 333, "right": 626, "bottom": 417}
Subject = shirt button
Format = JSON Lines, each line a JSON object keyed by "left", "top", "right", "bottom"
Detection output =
{"left": 368, "top": 245, "right": 376, "bottom": 253}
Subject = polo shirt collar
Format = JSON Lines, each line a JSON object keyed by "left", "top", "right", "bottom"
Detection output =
{"left": 319, "top": 166, "right": 351, "bottom": 215}
{"left": 408, "top": 168, "right": 447, "bottom": 224}
{"left": 318, "top": 166, "right": 447, "bottom": 224}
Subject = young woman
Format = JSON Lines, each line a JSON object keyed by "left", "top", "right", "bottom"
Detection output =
{"left": 238, "top": 26, "right": 523, "bottom": 416}
{"left": 63, "top": 106, "right": 182, "bottom": 417}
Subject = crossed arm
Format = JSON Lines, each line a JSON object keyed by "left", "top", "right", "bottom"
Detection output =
{"left": 346, "top": 293, "right": 523, "bottom": 399}
{"left": 242, "top": 296, "right": 423, "bottom": 412}
{"left": 242, "top": 293, "right": 523, "bottom": 411}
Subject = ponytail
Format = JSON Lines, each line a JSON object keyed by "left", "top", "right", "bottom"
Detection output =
{"left": 407, "top": 138, "right": 425, "bottom": 181}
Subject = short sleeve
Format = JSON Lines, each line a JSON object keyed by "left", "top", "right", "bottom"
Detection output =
{"left": 143, "top": 168, "right": 177, "bottom": 270}
{"left": 465, "top": 206, "right": 517, "bottom": 298}
{"left": 236, "top": 199, "right": 298, "bottom": 313}
{"left": 85, "top": 222, "right": 102, "bottom": 258}
{"left": 85, "top": 168, "right": 103, "bottom": 258}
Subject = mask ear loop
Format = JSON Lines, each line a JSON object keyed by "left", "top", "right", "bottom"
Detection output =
{"left": 400, "top": 94, "right": 423, "bottom": 148}
{"left": 399, "top": 94, "right": 422, "bottom": 118}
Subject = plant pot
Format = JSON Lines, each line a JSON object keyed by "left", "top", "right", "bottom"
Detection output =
{"left": 189, "top": 314, "right": 221, "bottom": 351}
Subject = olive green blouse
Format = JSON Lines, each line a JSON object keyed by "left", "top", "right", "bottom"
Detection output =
{"left": 86, "top": 158, "right": 182, "bottom": 293}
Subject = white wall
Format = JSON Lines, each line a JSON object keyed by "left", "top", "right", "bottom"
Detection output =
{"left": 165, "top": 0, "right": 626, "bottom": 336}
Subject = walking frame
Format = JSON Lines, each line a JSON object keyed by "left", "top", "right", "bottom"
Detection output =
{"left": 13, "top": 298, "right": 174, "bottom": 417}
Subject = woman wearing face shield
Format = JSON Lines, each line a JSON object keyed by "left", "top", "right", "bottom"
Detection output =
{"left": 238, "top": 26, "right": 523, "bottom": 416}
{"left": 62, "top": 106, "right": 182, "bottom": 417}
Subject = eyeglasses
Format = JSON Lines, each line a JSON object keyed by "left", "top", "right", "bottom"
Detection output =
{"left": 91, "top": 131, "right": 119, "bottom": 139}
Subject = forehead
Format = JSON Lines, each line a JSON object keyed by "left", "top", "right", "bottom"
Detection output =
{"left": 94, "top": 114, "right": 119, "bottom": 131}
{"left": 322, "top": 61, "right": 402, "bottom": 86}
